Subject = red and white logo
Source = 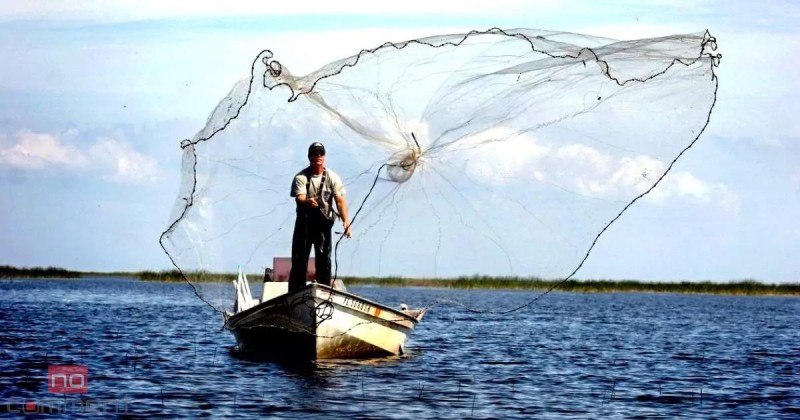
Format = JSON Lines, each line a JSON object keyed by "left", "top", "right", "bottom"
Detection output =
{"left": 48, "top": 365, "right": 88, "bottom": 394}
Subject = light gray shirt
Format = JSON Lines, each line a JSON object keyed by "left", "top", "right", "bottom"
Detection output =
{"left": 291, "top": 167, "right": 345, "bottom": 221}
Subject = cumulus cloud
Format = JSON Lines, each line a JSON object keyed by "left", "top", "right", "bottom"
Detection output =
{"left": 642, "top": 170, "right": 740, "bottom": 213}
{"left": 455, "top": 131, "right": 738, "bottom": 212}
{"left": 369, "top": 121, "right": 739, "bottom": 212}
{"left": 0, "top": 129, "right": 160, "bottom": 184}
{"left": 0, "top": 130, "right": 86, "bottom": 169}
{"left": 551, "top": 143, "right": 739, "bottom": 212}
{"left": 461, "top": 128, "right": 550, "bottom": 183}
{"left": 609, "top": 155, "right": 666, "bottom": 195}
{"left": 89, "top": 138, "right": 161, "bottom": 184}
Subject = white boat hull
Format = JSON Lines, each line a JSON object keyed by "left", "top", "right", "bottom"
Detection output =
{"left": 225, "top": 283, "right": 424, "bottom": 359}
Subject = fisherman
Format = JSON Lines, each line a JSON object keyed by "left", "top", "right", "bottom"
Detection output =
{"left": 289, "top": 142, "right": 352, "bottom": 292}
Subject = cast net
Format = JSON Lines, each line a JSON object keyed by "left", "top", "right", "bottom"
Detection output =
{"left": 160, "top": 28, "right": 720, "bottom": 319}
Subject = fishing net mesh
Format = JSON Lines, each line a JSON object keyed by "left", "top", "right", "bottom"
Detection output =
{"left": 160, "top": 28, "right": 720, "bottom": 318}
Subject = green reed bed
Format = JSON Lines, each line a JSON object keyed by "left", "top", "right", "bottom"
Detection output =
{"left": 0, "top": 265, "right": 82, "bottom": 278}
{"left": 3, "top": 265, "right": 797, "bottom": 295}
{"left": 90, "top": 269, "right": 254, "bottom": 283}
{"left": 0, "top": 266, "right": 243, "bottom": 283}
{"left": 341, "top": 276, "right": 800, "bottom": 296}
{"left": 135, "top": 270, "right": 242, "bottom": 283}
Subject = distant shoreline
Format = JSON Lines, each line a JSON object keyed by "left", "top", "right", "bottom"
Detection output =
{"left": 2, "top": 265, "right": 798, "bottom": 296}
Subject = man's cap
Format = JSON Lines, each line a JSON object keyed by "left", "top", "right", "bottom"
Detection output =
{"left": 308, "top": 142, "right": 326, "bottom": 155}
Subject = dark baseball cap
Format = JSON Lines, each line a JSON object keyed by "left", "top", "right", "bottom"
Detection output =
{"left": 308, "top": 142, "right": 326, "bottom": 155}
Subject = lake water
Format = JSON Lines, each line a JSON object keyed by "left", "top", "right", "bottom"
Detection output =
{"left": 0, "top": 278, "right": 797, "bottom": 418}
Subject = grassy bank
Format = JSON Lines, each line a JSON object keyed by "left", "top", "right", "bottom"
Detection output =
{"left": 0, "top": 266, "right": 238, "bottom": 282}
{"left": 0, "top": 265, "right": 82, "bottom": 278}
{"left": 341, "top": 276, "right": 800, "bottom": 296}
{"left": 2, "top": 266, "right": 797, "bottom": 296}
{"left": 82, "top": 270, "right": 240, "bottom": 283}
{"left": 136, "top": 270, "right": 238, "bottom": 283}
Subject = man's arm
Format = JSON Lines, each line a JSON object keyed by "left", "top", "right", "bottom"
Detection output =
{"left": 296, "top": 194, "right": 318, "bottom": 208}
{"left": 292, "top": 174, "right": 318, "bottom": 208}
{"left": 334, "top": 195, "right": 351, "bottom": 238}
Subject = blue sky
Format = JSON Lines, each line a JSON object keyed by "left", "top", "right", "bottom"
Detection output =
{"left": 0, "top": 1, "right": 797, "bottom": 282}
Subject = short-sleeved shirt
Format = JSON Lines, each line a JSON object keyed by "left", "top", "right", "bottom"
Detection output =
{"left": 291, "top": 167, "right": 345, "bottom": 221}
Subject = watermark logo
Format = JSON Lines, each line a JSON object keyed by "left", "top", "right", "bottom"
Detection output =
{"left": 5, "top": 398, "right": 129, "bottom": 415}
{"left": 48, "top": 365, "right": 88, "bottom": 394}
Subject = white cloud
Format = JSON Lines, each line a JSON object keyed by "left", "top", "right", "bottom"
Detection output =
{"left": 456, "top": 135, "right": 737, "bottom": 214}
{"left": 0, "top": 130, "right": 86, "bottom": 169}
{"left": 609, "top": 155, "right": 666, "bottom": 195}
{"left": 556, "top": 144, "right": 612, "bottom": 173}
{"left": 648, "top": 170, "right": 741, "bottom": 213}
{"left": 0, "top": 129, "right": 160, "bottom": 184}
{"left": 460, "top": 128, "right": 550, "bottom": 183}
{"left": 89, "top": 138, "right": 161, "bottom": 184}
{"left": 670, "top": 171, "right": 709, "bottom": 199}
{"left": 551, "top": 143, "right": 738, "bottom": 211}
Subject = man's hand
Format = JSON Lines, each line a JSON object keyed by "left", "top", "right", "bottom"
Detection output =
{"left": 344, "top": 224, "right": 353, "bottom": 239}
{"left": 307, "top": 197, "right": 319, "bottom": 208}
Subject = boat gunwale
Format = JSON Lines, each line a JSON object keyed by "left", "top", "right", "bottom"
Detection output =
{"left": 225, "top": 283, "right": 421, "bottom": 329}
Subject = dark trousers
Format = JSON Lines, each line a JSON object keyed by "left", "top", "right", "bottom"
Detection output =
{"left": 289, "top": 210, "right": 333, "bottom": 292}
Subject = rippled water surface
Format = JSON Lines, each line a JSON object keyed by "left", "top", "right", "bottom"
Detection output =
{"left": 1, "top": 278, "right": 798, "bottom": 418}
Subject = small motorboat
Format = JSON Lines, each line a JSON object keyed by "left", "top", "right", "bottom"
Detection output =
{"left": 224, "top": 258, "right": 426, "bottom": 359}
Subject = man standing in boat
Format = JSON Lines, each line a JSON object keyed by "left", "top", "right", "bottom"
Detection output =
{"left": 289, "top": 142, "right": 352, "bottom": 292}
